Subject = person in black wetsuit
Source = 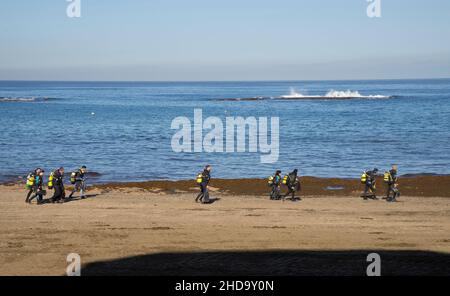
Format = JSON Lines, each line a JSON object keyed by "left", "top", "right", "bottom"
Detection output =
{"left": 363, "top": 168, "right": 378, "bottom": 200}
{"left": 69, "top": 166, "right": 87, "bottom": 199}
{"left": 195, "top": 165, "right": 211, "bottom": 204}
{"left": 386, "top": 164, "right": 400, "bottom": 202}
{"left": 28, "top": 169, "right": 46, "bottom": 204}
{"left": 51, "top": 167, "right": 66, "bottom": 203}
{"left": 283, "top": 169, "right": 301, "bottom": 201}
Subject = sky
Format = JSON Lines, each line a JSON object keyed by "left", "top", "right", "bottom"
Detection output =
{"left": 0, "top": 0, "right": 450, "bottom": 81}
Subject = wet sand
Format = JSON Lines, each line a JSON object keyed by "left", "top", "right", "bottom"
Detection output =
{"left": 0, "top": 182, "right": 449, "bottom": 276}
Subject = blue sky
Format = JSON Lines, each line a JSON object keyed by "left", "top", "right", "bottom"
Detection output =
{"left": 1, "top": 0, "right": 450, "bottom": 81}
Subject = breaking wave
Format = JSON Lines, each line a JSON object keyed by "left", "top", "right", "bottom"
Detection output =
{"left": 279, "top": 88, "right": 391, "bottom": 99}
{"left": 325, "top": 90, "right": 389, "bottom": 98}
{"left": 217, "top": 96, "right": 268, "bottom": 101}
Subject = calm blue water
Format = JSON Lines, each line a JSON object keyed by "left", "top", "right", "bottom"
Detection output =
{"left": 0, "top": 79, "right": 449, "bottom": 183}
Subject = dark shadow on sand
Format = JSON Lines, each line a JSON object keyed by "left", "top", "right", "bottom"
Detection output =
{"left": 82, "top": 250, "right": 450, "bottom": 276}
{"left": 202, "top": 197, "right": 221, "bottom": 204}
{"left": 62, "top": 194, "right": 100, "bottom": 203}
{"left": 283, "top": 197, "right": 302, "bottom": 202}
{"left": 33, "top": 194, "right": 101, "bottom": 205}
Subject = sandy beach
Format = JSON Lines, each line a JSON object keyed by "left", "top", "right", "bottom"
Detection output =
{"left": 0, "top": 178, "right": 449, "bottom": 276}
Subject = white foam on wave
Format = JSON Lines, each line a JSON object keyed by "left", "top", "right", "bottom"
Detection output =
{"left": 280, "top": 88, "right": 390, "bottom": 99}
{"left": 280, "top": 88, "right": 308, "bottom": 98}
{"left": 325, "top": 90, "right": 389, "bottom": 98}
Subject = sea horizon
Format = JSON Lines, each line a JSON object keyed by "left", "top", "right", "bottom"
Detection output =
{"left": 1, "top": 77, "right": 450, "bottom": 83}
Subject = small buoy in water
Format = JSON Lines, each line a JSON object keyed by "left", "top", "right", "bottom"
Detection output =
{"left": 91, "top": 112, "right": 95, "bottom": 116}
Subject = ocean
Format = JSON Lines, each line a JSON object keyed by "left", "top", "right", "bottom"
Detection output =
{"left": 0, "top": 79, "right": 449, "bottom": 183}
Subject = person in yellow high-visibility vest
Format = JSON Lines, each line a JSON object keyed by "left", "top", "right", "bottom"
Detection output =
{"left": 28, "top": 169, "right": 46, "bottom": 205}
{"left": 195, "top": 165, "right": 211, "bottom": 204}
{"left": 363, "top": 168, "right": 378, "bottom": 200}
{"left": 386, "top": 164, "right": 400, "bottom": 202}
{"left": 25, "top": 168, "right": 42, "bottom": 203}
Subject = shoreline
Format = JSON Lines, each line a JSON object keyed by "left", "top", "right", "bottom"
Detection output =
{"left": 84, "top": 176, "right": 450, "bottom": 197}
{"left": 3, "top": 175, "right": 450, "bottom": 197}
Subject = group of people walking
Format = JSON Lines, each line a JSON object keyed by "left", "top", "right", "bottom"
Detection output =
{"left": 195, "top": 164, "right": 400, "bottom": 203}
{"left": 194, "top": 165, "right": 302, "bottom": 204}
{"left": 267, "top": 165, "right": 400, "bottom": 203}
{"left": 24, "top": 166, "right": 87, "bottom": 205}
{"left": 24, "top": 163, "right": 400, "bottom": 205}
{"left": 268, "top": 169, "right": 301, "bottom": 201}
{"left": 361, "top": 164, "right": 400, "bottom": 202}
{"left": 194, "top": 165, "right": 303, "bottom": 203}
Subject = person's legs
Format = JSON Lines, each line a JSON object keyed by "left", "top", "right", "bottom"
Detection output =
{"left": 68, "top": 188, "right": 76, "bottom": 198}
{"left": 30, "top": 191, "right": 43, "bottom": 204}
{"left": 51, "top": 189, "right": 56, "bottom": 203}
{"left": 275, "top": 186, "right": 280, "bottom": 200}
{"left": 52, "top": 186, "right": 62, "bottom": 203}
{"left": 61, "top": 186, "right": 66, "bottom": 201}
{"left": 284, "top": 188, "right": 291, "bottom": 198}
{"left": 80, "top": 181, "right": 86, "bottom": 198}
{"left": 202, "top": 186, "right": 210, "bottom": 204}
{"left": 295, "top": 183, "right": 301, "bottom": 200}
{"left": 363, "top": 183, "right": 370, "bottom": 200}
{"left": 364, "top": 181, "right": 376, "bottom": 199}
{"left": 28, "top": 193, "right": 37, "bottom": 203}
{"left": 391, "top": 187, "right": 400, "bottom": 201}
{"left": 36, "top": 193, "right": 43, "bottom": 204}
{"left": 285, "top": 188, "right": 292, "bottom": 201}
{"left": 282, "top": 189, "right": 288, "bottom": 201}
{"left": 195, "top": 191, "right": 203, "bottom": 202}
{"left": 283, "top": 187, "right": 294, "bottom": 201}
{"left": 195, "top": 185, "right": 204, "bottom": 202}
{"left": 364, "top": 182, "right": 372, "bottom": 199}
{"left": 370, "top": 183, "right": 377, "bottom": 199}
{"left": 25, "top": 188, "right": 34, "bottom": 203}
{"left": 69, "top": 182, "right": 80, "bottom": 198}
{"left": 386, "top": 185, "right": 391, "bottom": 200}
{"left": 270, "top": 186, "right": 277, "bottom": 200}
